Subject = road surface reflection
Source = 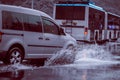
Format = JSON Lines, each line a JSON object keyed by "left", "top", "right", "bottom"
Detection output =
{"left": 0, "top": 59, "right": 119, "bottom": 80}
{"left": 0, "top": 44, "right": 120, "bottom": 80}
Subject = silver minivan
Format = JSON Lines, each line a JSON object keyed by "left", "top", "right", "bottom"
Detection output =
{"left": 0, "top": 4, "right": 76, "bottom": 64}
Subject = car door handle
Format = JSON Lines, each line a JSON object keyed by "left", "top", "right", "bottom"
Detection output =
{"left": 45, "top": 38, "right": 50, "bottom": 40}
{"left": 38, "top": 37, "right": 43, "bottom": 40}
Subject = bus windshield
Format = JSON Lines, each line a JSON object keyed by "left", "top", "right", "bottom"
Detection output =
{"left": 55, "top": 6, "right": 85, "bottom": 20}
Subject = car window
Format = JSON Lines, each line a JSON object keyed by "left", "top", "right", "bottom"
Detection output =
{"left": 42, "top": 17, "right": 59, "bottom": 35}
{"left": 2, "top": 11, "right": 42, "bottom": 32}
{"left": 23, "top": 14, "right": 42, "bottom": 32}
{"left": 2, "top": 11, "right": 23, "bottom": 30}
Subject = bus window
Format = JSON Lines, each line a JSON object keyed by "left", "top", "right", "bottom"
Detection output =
{"left": 108, "top": 13, "right": 120, "bottom": 30}
{"left": 89, "top": 8, "right": 105, "bottom": 30}
{"left": 55, "top": 6, "right": 85, "bottom": 20}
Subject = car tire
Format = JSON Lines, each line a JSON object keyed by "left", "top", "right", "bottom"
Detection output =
{"left": 4, "top": 47, "right": 24, "bottom": 64}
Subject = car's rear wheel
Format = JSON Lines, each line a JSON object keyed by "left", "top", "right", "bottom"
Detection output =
{"left": 4, "top": 47, "right": 24, "bottom": 64}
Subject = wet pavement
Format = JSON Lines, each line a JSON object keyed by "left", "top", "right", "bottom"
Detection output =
{"left": 0, "top": 44, "right": 120, "bottom": 80}
{"left": 0, "top": 60, "right": 119, "bottom": 80}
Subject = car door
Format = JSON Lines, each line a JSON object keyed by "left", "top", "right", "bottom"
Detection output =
{"left": 23, "top": 14, "right": 45, "bottom": 58}
{"left": 41, "top": 17, "right": 62, "bottom": 54}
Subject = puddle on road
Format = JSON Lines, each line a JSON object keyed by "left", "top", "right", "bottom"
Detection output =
{"left": 0, "top": 44, "right": 120, "bottom": 72}
{"left": 0, "top": 64, "right": 33, "bottom": 73}
{"left": 0, "top": 44, "right": 120, "bottom": 80}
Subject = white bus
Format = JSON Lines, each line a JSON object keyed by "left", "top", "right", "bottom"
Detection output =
{"left": 53, "top": 1, "right": 120, "bottom": 44}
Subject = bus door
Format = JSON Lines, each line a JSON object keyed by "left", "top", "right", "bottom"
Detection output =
{"left": 116, "top": 31, "right": 120, "bottom": 38}
{"left": 108, "top": 30, "right": 112, "bottom": 40}
{"left": 99, "top": 30, "right": 102, "bottom": 40}
{"left": 114, "top": 30, "right": 117, "bottom": 39}
{"left": 94, "top": 30, "right": 99, "bottom": 41}
{"left": 117, "top": 31, "right": 120, "bottom": 38}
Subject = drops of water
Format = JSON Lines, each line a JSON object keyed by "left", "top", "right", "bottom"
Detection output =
{"left": 45, "top": 49, "right": 76, "bottom": 66}
{"left": 75, "top": 45, "right": 112, "bottom": 61}
{"left": 0, "top": 64, "right": 33, "bottom": 72}
{"left": 45, "top": 44, "right": 114, "bottom": 66}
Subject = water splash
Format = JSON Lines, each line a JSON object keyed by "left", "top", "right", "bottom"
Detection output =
{"left": 0, "top": 64, "right": 33, "bottom": 72}
{"left": 45, "top": 49, "right": 76, "bottom": 66}
{"left": 45, "top": 44, "right": 114, "bottom": 66}
{"left": 75, "top": 45, "right": 112, "bottom": 62}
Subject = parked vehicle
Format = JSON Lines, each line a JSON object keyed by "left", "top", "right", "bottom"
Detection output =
{"left": 0, "top": 4, "right": 76, "bottom": 64}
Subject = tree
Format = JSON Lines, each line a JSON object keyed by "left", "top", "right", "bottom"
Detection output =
{"left": 0, "top": 0, "right": 16, "bottom": 4}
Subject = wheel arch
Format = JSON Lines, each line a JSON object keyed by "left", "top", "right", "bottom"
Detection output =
{"left": 63, "top": 41, "right": 77, "bottom": 49}
{"left": 3, "top": 43, "right": 25, "bottom": 64}
{"left": 8, "top": 43, "right": 25, "bottom": 58}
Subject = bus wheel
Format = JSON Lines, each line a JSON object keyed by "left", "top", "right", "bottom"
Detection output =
{"left": 4, "top": 47, "right": 24, "bottom": 64}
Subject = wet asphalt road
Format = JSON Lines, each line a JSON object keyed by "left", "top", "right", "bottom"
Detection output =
{"left": 0, "top": 60, "right": 119, "bottom": 80}
{"left": 0, "top": 44, "right": 120, "bottom": 80}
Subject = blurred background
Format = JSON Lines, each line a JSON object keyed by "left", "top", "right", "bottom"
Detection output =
{"left": 0, "top": 0, "right": 119, "bottom": 17}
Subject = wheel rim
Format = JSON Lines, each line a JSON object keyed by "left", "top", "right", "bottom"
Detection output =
{"left": 10, "top": 50, "right": 22, "bottom": 64}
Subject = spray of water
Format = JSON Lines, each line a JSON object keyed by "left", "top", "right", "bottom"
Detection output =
{"left": 45, "top": 49, "right": 76, "bottom": 66}
{"left": 0, "top": 64, "right": 33, "bottom": 72}
{"left": 44, "top": 44, "right": 113, "bottom": 66}
{"left": 75, "top": 45, "right": 112, "bottom": 60}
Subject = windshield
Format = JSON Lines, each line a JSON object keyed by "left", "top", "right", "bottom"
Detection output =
{"left": 55, "top": 6, "right": 85, "bottom": 20}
